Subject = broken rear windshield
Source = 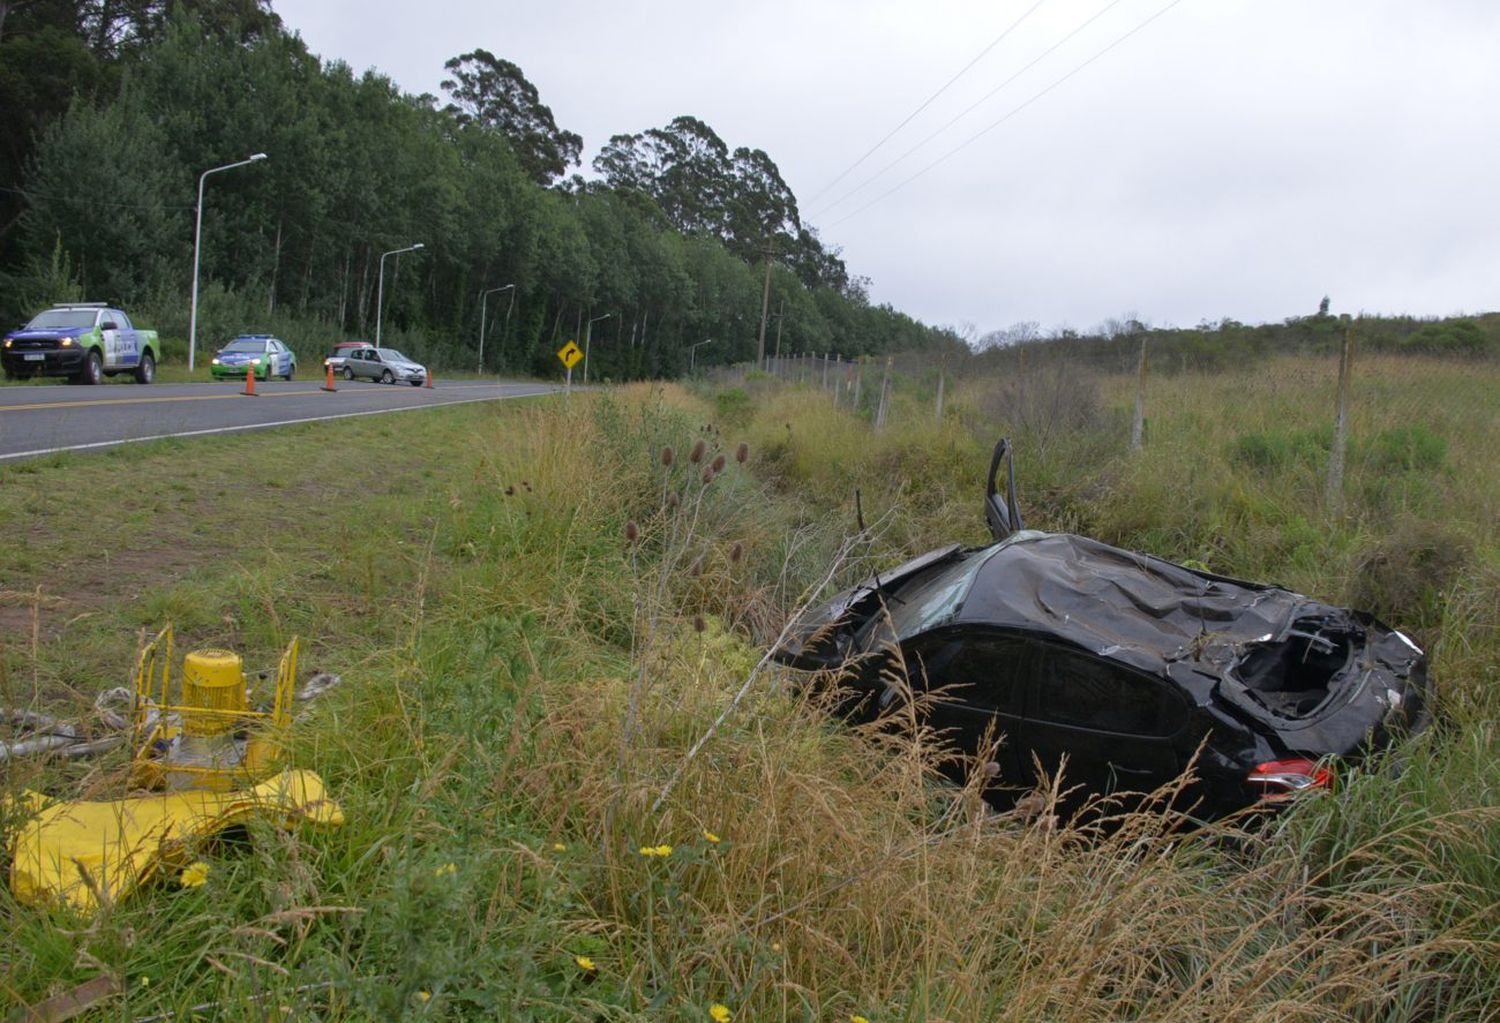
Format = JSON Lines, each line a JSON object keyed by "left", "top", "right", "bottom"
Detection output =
{"left": 886, "top": 548, "right": 991, "bottom": 641}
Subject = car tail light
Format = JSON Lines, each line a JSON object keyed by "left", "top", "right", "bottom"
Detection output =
{"left": 1246, "top": 758, "right": 1333, "bottom": 796}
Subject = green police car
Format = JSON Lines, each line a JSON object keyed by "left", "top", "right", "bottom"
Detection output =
{"left": 209, "top": 335, "right": 297, "bottom": 380}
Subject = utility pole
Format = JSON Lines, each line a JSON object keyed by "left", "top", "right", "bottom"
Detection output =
{"left": 772, "top": 298, "right": 785, "bottom": 365}
{"left": 755, "top": 239, "right": 774, "bottom": 369}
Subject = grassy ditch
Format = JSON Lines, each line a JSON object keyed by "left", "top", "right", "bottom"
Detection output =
{"left": 2, "top": 367, "right": 1497, "bottom": 1021}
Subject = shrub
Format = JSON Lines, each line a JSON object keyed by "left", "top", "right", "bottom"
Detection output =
{"left": 713, "top": 387, "right": 753, "bottom": 427}
{"left": 1362, "top": 424, "right": 1447, "bottom": 473}
{"left": 1230, "top": 428, "right": 1328, "bottom": 472}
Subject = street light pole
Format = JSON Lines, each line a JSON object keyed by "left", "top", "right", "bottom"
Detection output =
{"left": 188, "top": 152, "right": 267, "bottom": 372}
{"left": 582, "top": 311, "right": 613, "bottom": 386}
{"left": 689, "top": 337, "right": 714, "bottom": 375}
{"left": 478, "top": 283, "right": 514, "bottom": 374}
{"left": 376, "top": 243, "right": 424, "bottom": 345}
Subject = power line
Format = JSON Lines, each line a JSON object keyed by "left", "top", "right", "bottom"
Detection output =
{"left": 0, "top": 184, "right": 194, "bottom": 211}
{"left": 825, "top": 0, "right": 1186, "bottom": 230}
{"left": 811, "top": 0, "right": 1130, "bottom": 220}
{"left": 805, "top": 0, "right": 1050, "bottom": 206}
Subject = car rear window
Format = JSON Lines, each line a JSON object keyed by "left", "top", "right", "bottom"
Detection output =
{"left": 886, "top": 552, "right": 989, "bottom": 642}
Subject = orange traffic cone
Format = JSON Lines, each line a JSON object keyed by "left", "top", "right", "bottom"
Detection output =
{"left": 425, "top": 368, "right": 434, "bottom": 389}
{"left": 321, "top": 361, "right": 337, "bottom": 392}
{"left": 241, "top": 364, "right": 257, "bottom": 396}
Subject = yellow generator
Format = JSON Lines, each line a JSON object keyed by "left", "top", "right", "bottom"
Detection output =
{"left": 8, "top": 626, "right": 342, "bottom": 914}
{"left": 131, "top": 626, "right": 297, "bottom": 789}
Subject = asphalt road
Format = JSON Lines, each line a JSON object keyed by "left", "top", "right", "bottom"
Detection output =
{"left": 0, "top": 377, "right": 559, "bottom": 463}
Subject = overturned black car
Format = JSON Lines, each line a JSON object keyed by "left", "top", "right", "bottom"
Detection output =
{"left": 773, "top": 440, "right": 1430, "bottom": 819}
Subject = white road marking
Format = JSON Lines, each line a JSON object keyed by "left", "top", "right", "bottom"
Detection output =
{"left": 0, "top": 388, "right": 554, "bottom": 463}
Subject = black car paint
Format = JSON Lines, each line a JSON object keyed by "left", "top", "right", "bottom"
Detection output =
{"left": 772, "top": 439, "right": 1430, "bottom": 819}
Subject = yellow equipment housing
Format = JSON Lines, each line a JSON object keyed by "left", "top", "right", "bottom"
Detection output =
{"left": 9, "top": 769, "right": 343, "bottom": 913}
{"left": 130, "top": 626, "right": 298, "bottom": 791}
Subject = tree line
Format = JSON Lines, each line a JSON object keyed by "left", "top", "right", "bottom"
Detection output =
{"left": 0, "top": 1, "right": 957, "bottom": 376}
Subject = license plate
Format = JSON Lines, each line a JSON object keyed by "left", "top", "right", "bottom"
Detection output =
{"left": 23, "top": 353, "right": 44, "bottom": 361}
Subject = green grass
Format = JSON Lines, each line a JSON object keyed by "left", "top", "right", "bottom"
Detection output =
{"left": 2, "top": 362, "right": 1497, "bottom": 1021}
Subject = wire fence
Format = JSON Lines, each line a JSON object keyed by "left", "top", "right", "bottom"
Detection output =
{"left": 713, "top": 339, "right": 1500, "bottom": 532}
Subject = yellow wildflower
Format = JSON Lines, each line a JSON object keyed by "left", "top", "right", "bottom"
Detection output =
{"left": 574, "top": 955, "right": 597, "bottom": 973}
{"left": 179, "top": 861, "right": 210, "bottom": 888}
{"left": 552, "top": 842, "right": 567, "bottom": 852}
{"left": 709, "top": 1004, "right": 732, "bottom": 1023}
{"left": 639, "top": 844, "right": 674, "bottom": 858}
{"left": 435, "top": 862, "right": 457, "bottom": 877}
{"left": 702, "top": 829, "right": 721, "bottom": 844}
{"left": 853, "top": 1016, "right": 871, "bottom": 1023}
{"left": 139, "top": 976, "right": 151, "bottom": 988}
{"left": 416, "top": 990, "right": 431, "bottom": 1002}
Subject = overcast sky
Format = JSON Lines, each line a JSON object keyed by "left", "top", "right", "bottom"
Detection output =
{"left": 273, "top": 0, "right": 1499, "bottom": 336}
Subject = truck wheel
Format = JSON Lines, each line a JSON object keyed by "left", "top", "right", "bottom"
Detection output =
{"left": 79, "top": 350, "right": 103, "bottom": 385}
{"left": 134, "top": 351, "right": 156, "bottom": 384}
{"left": 343, "top": 366, "right": 355, "bottom": 381}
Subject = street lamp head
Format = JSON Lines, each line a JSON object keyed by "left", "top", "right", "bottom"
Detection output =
{"left": 412, "top": 243, "right": 425, "bottom": 251}
{"left": 249, "top": 152, "right": 268, "bottom": 161}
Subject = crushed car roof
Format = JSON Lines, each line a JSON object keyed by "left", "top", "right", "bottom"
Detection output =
{"left": 943, "top": 530, "right": 1293, "bottom": 675}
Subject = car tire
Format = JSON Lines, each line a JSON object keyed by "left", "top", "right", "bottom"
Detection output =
{"left": 343, "top": 366, "right": 355, "bottom": 381}
{"left": 79, "top": 350, "right": 102, "bottom": 385}
{"left": 134, "top": 351, "right": 156, "bottom": 384}
{"left": 284, "top": 366, "right": 294, "bottom": 381}
{"left": 381, "top": 370, "right": 394, "bottom": 384}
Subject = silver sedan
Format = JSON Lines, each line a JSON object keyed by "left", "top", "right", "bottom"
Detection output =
{"left": 341, "top": 347, "right": 427, "bottom": 386}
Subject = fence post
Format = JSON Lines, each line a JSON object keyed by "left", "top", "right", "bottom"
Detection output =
{"left": 875, "top": 356, "right": 893, "bottom": 430}
{"left": 936, "top": 351, "right": 948, "bottom": 423}
{"left": 1326, "top": 324, "right": 1356, "bottom": 514}
{"left": 853, "top": 356, "right": 864, "bottom": 411}
{"left": 1131, "top": 337, "right": 1148, "bottom": 450}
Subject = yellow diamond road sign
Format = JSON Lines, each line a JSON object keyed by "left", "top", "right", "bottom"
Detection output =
{"left": 557, "top": 340, "right": 582, "bottom": 369}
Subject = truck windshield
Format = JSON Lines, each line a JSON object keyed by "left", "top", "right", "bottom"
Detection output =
{"left": 26, "top": 311, "right": 96, "bottom": 329}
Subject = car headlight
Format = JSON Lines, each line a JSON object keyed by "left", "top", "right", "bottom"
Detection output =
{"left": 211, "top": 358, "right": 221, "bottom": 365}
{"left": 251, "top": 358, "right": 262, "bottom": 365}
{"left": 2, "top": 338, "right": 11, "bottom": 348}
{"left": 60, "top": 337, "right": 74, "bottom": 347}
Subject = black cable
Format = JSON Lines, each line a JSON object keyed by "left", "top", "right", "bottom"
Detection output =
{"left": 0, "top": 184, "right": 194, "bottom": 211}
{"left": 826, "top": 0, "right": 1186, "bottom": 230}
{"left": 805, "top": 0, "right": 1051, "bottom": 205}
{"left": 811, "top": 0, "right": 1129, "bottom": 219}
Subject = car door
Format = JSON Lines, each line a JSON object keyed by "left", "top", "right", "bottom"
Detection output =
{"left": 350, "top": 349, "right": 371, "bottom": 379}
{"left": 1018, "top": 641, "right": 1190, "bottom": 804}
{"left": 109, "top": 310, "right": 139, "bottom": 368}
{"left": 903, "top": 628, "right": 1027, "bottom": 788}
{"left": 97, "top": 310, "right": 119, "bottom": 369}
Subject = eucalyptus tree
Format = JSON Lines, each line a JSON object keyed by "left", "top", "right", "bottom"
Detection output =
{"left": 440, "top": 49, "right": 581, "bottom": 186}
